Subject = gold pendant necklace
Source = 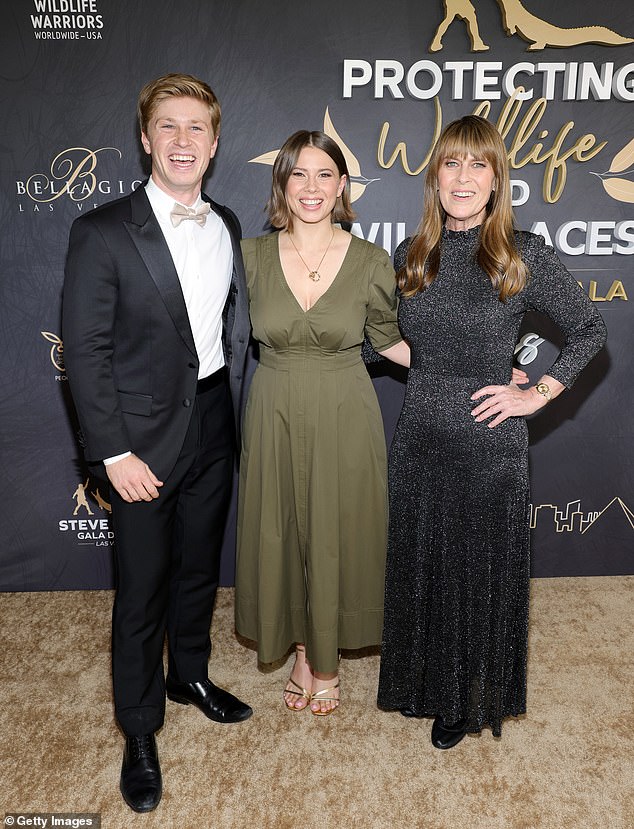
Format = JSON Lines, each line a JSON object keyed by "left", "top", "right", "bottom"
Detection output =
{"left": 288, "top": 228, "right": 334, "bottom": 282}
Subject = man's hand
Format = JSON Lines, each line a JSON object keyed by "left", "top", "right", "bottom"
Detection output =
{"left": 106, "top": 454, "right": 163, "bottom": 502}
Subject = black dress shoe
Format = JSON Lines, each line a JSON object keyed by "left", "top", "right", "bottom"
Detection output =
{"left": 431, "top": 716, "right": 468, "bottom": 750}
{"left": 400, "top": 707, "right": 424, "bottom": 718}
{"left": 166, "top": 677, "right": 253, "bottom": 724}
{"left": 120, "top": 733, "right": 162, "bottom": 813}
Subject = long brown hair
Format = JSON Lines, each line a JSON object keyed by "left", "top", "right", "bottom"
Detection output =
{"left": 266, "top": 130, "right": 355, "bottom": 230}
{"left": 399, "top": 115, "right": 527, "bottom": 301}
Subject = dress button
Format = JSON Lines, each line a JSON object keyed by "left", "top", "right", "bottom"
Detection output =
{"left": 183, "top": 398, "right": 191, "bottom": 407}
{"left": 188, "top": 362, "right": 196, "bottom": 369}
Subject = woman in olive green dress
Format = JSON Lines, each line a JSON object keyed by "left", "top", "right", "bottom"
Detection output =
{"left": 235, "top": 131, "right": 410, "bottom": 714}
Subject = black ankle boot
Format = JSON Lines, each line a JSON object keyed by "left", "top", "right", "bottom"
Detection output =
{"left": 431, "top": 717, "right": 467, "bottom": 749}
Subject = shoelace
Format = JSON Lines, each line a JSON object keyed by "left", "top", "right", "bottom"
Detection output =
{"left": 129, "top": 734, "right": 155, "bottom": 761}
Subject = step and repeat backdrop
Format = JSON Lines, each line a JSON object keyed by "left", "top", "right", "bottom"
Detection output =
{"left": 1, "top": 0, "right": 632, "bottom": 589}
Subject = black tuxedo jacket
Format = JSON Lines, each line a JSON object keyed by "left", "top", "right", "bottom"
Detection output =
{"left": 62, "top": 183, "right": 250, "bottom": 481}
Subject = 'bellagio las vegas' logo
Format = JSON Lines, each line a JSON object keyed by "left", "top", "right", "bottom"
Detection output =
{"left": 20, "top": 147, "right": 122, "bottom": 203}
{"left": 430, "top": 0, "right": 633, "bottom": 52}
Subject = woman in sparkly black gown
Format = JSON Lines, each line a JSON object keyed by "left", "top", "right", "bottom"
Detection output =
{"left": 377, "top": 116, "right": 606, "bottom": 747}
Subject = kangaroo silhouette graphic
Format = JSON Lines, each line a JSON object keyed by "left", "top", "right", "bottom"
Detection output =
{"left": 497, "top": 0, "right": 633, "bottom": 50}
{"left": 92, "top": 488, "right": 112, "bottom": 514}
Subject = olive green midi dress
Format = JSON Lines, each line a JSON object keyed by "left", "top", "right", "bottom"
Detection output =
{"left": 235, "top": 232, "right": 402, "bottom": 673}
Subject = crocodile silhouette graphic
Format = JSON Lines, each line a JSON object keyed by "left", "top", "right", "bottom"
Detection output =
{"left": 429, "top": 0, "right": 633, "bottom": 52}
{"left": 496, "top": 0, "right": 633, "bottom": 50}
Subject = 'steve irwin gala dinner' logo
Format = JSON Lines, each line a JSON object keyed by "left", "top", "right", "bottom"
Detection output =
{"left": 429, "top": 0, "right": 633, "bottom": 53}
{"left": 30, "top": 0, "right": 104, "bottom": 39}
{"left": 59, "top": 477, "right": 114, "bottom": 546}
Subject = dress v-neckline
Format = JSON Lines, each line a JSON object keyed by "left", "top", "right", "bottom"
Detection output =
{"left": 275, "top": 231, "right": 354, "bottom": 314}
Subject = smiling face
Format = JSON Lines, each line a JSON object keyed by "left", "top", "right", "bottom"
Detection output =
{"left": 141, "top": 95, "right": 218, "bottom": 205}
{"left": 436, "top": 153, "right": 496, "bottom": 231}
{"left": 284, "top": 146, "right": 346, "bottom": 228}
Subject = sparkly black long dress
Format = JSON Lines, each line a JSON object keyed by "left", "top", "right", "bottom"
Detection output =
{"left": 377, "top": 227, "right": 606, "bottom": 736}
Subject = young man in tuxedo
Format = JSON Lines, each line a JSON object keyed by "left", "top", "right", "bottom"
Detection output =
{"left": 63, "top": 73, "right": 252, "bottom": 813}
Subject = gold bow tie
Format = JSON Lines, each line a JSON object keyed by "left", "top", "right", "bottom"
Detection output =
{"left": 170, "top": 202, "right": 211, "bottom": 227}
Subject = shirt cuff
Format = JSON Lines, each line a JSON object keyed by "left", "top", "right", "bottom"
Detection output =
{"left": 103, "top": 451, "right": 132, "bottom": 466}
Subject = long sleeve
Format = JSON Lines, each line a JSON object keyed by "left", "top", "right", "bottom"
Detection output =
{"left": 63, "top": 215, "right": 130, "bottom": 462}
{"left": 519, "top": 232, "right": 607, "bottom": 388}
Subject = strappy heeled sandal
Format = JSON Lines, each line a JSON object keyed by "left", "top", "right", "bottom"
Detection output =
{"left": 283, "top": 645, "right": 311, "bottom": 711}
{"left": 310, "top": 680, "right": 340, "bottom": 717}
{"left": 284, "top": 678, "right": 311, "bottom": 711}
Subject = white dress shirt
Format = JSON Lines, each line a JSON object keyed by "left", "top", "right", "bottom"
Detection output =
{"left": 103, "top": 178, "right": 233, "bottom": 466}
{"left": 145, "top": 177, "right": 233, "bottom": 377}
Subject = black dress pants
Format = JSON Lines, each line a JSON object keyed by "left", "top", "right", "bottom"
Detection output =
{"left": 111, "top": 373, "right": 234, "bottom": 736}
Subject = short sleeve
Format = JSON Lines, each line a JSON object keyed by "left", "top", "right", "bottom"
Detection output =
{"left": 364, "top": 244, "right": 403, "bottom": 353}
{"left": 520, "top": 232, "right": 607, "bottom": 388}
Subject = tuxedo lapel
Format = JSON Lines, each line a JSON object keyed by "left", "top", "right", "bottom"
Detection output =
{"left": 205, "top": 196, "right": 248, "bottom": 294}
{"left": 124, "top": 186, "right": 197, "bottom": 357}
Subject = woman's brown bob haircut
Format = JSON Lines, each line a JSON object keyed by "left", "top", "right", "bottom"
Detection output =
{"left": 137, "top": 73, "right": 221, "bottom": 138}
{"left": 267, "top": 130, "right": 356, "bottom": 230}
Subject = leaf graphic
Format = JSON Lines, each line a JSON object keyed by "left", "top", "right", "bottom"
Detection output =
{"left": 602, "top": 177, "right": 634, "bottom": 203}
{"left": 249, "top": 150, "right": 279, "bottom": 166}
{"left": 349, "top": 182, "right": 366, "bottom": 202}
{"left": 609, "top": 138, "right": 634, "bottom": 174}
{"left": 41, "top": 331, "right": 61, "bottom": 344}
{"left": 324, "top": 108, "right": 361, "bottom": 177}
{"left": 248, "top": 114, "right": 373, "bottom": 204}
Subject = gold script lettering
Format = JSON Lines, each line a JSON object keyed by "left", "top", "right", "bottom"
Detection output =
{"left": 378, "top": 89, "right": 607, "bottom": 204}
{"left": 486, "top": 89, "right": 606, "bottom": 203}
{"left": 26, "top": 147, "right": 122, "bottom": 203}
{"left": 377, "top": 98, "right": 442, "bottom": 175}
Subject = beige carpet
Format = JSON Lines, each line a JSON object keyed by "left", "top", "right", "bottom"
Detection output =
{"left": 0, "top": 578, "right": 632, "bottom": 829}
